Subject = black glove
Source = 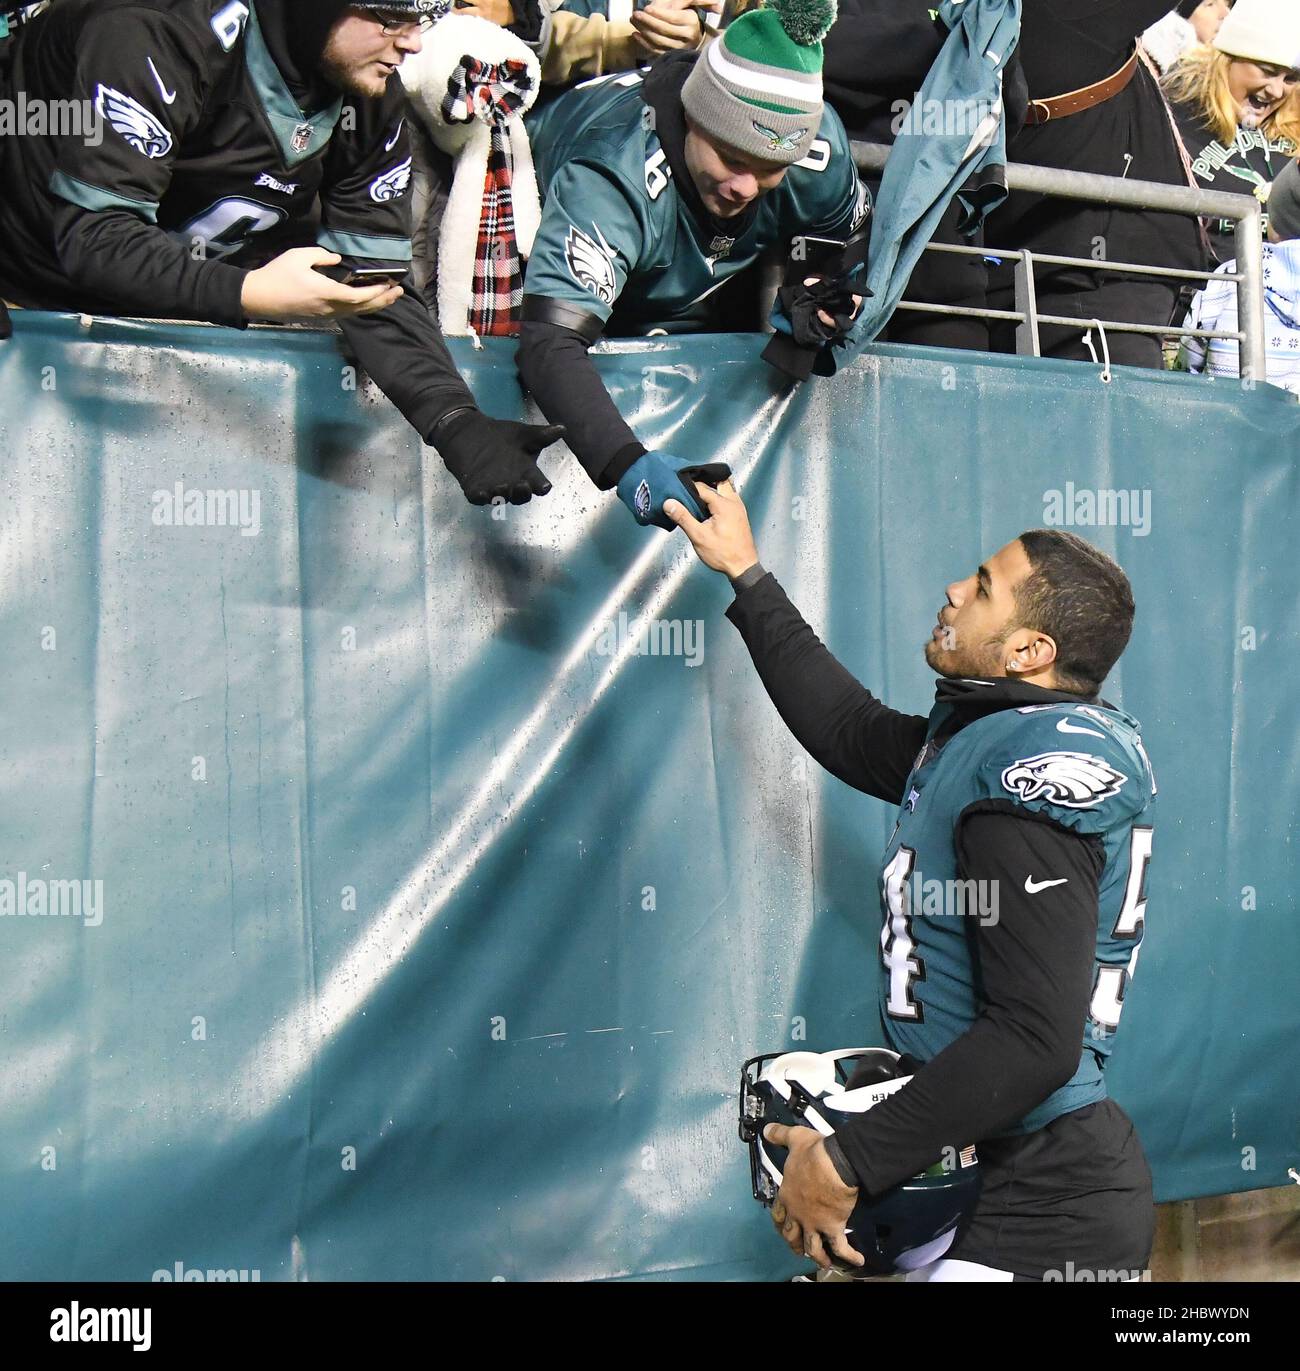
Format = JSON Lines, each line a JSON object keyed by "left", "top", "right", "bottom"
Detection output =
{"left": 432, "top": 408, "right": 565, "bottom": 506}
{"left": 0, "top": 299, "right": 11, "bottom": 342}
{"left": 775, "top": 277, "right": 862, "bottom": 348}
{"left": 764, "top": 233, "right": 871, "bottom": 382}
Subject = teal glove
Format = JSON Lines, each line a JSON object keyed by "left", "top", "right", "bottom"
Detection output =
{"left": 616, "top": 451, "right": 731, "bottom": 531}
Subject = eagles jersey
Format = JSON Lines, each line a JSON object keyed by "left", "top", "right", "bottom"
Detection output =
{"left": 523, "top": 67, "right": 869, "bottom": 334}
{"left": 881, "top": 696, "right": 1156, "bottom": 1134}
{"left": 0, "top": 0, "right": 413, "bottom": 323}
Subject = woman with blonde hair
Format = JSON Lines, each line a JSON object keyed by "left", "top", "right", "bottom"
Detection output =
{"left": 1164, "top": 0, "right": 1300, "bottom": 262}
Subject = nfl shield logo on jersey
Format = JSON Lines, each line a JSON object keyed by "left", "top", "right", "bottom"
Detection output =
{"left": 291, "top": 121, "right": 313, "bottom": 154}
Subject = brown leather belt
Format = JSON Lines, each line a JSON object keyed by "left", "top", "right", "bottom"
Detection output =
{"left": 1024, "top": 50, "right": 1139, "bottom": 126}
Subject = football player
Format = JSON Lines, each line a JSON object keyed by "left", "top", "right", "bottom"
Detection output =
{"left": 671, "top": 481, "right": 1158, "bottom": 1282}
{"left": 516, "top": 0, "right": 871, "bottom": 532}
{"left": 0, "top": 0, "right": 563, "bottom": 507}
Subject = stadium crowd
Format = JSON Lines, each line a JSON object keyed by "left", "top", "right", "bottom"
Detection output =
{"left": 1, "top": 0, "right": 1298, "bottom": 522}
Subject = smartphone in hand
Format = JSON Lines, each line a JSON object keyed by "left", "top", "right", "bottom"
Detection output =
{"left": 314, "top": 264, "right": 409, "bottom": 288}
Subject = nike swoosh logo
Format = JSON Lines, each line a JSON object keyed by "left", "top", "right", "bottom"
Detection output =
{"left": 385, "top": 118, "right": 404, "bottom": 152}
{"left": 1057, "top": 718, "right": 1105, "bottom": 737}
{"left": 1025, "top": 876, "right": 1069, "bottom": 894}
{"left": 148, "top": 57, "right": 176, "bottom": 105}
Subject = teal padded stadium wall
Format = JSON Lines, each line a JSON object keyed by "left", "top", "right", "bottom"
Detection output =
{"left": 0, "top": 313, "right": 1297, "bottom": 1281}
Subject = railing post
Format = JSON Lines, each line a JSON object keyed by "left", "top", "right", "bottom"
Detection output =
{"left": 1014, "top": 250, "right": 1041, "bottom": 357}
{"left": 1232, "top": 207, "right": 1268, "bottom": 384}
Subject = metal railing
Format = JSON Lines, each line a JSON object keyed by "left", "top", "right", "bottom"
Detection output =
{"left": 851, "top": 141, "right": 1267, "bottom": 380}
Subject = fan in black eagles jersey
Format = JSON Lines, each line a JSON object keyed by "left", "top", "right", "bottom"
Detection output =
{"left": 0, "top": 1, "right": 564, "bottom": 507}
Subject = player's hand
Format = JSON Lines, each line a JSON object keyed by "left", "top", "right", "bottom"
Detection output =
{"left": 763, "top": 1123, "right": 863, "bottom": 1272}
{"left": 241, "top": 249, "right": 404, "bottom": 322}
{"left": 434, "top": 410, "right": 565, "bottom": 505}
{"left": 630, "top": 0, "right": 719, "bottom": 54}
{"left": 616, "top": 450, "right": 730, "bottom": 531}
{"left": 664, "top": 479, "right": 759, "bottom": 577}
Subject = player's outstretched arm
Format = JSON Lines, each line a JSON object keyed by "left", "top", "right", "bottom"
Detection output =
{"left": 669, "top": 482, "right": 927, "bottom": 804}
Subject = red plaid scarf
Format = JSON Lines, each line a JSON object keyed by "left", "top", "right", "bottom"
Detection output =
{"left": 441, "top": 55, "right": 533, "bottom": 337}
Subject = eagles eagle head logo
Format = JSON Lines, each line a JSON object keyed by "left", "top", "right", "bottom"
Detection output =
{"left": 1001, "top": 752, "right": 1127, "bottom": 809}
{"left": 96, "top": 85, "right": 173, "bottom": 160}
{"left": 752, "top": 120, "right": 807, "bottom": 154}
{"left": 564, "top": 223, "right": 617, "bottom": 306}
{"left": 370, "top": 158, "right": 413, "bottom": 203}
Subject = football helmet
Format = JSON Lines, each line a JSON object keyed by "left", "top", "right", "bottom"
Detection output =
{"left": 739, "top": 1047, "right": 981, "bottom": 1275}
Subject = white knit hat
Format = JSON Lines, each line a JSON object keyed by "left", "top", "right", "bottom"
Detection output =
{"left": 1214, "top": 0, "right": 1300, "bottom": 70}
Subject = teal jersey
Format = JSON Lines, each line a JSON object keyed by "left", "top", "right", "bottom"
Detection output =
{"left": 881, "top": 698, "right": 1156, "bottom": 1134}
{"left": 523, "top": 69, "right": 870, "bottom": 333}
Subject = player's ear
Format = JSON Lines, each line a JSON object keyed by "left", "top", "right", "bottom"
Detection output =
{"left": 1005, "top": 632, "right": 1057, "bottom": 675}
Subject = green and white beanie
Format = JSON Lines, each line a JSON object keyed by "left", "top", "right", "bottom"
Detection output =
{"left": 682, "top": 0, "right": 837, "bottom": 168}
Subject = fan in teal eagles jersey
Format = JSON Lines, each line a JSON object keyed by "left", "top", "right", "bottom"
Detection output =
{"left": 517, "top": 0, "right": 872, "bottom": 532}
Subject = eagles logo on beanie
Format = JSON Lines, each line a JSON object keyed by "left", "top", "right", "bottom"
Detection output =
{"left": 682, "top": 0, "right": 837, "bottom": 168}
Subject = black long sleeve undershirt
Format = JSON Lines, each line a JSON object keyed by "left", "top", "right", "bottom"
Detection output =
{"left": 516, "top": 319, "right": 644, "bottom": 487}
{"left": 337, "top": 290, "right": 476, "bottom": 443}
{"left": 725, "top": 572, "right": 926, "bottom": 805}
{"left": 724, "top": 571, "right": 1106, "bottom": 1195}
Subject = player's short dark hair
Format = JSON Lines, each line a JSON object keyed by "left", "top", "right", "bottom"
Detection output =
{"left": 1013, "top": 530, "right": 1135, "bottom": 696}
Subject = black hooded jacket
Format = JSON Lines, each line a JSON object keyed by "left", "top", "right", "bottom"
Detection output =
{"left": 256, "top": 0, "right": 354, "bottom": 113}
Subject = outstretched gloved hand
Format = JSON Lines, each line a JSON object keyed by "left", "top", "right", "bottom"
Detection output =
{"left": 434, "top": 408, "right": 566, "bottom": 505}
{"left": 616, "top": 449, "right": 731, "bottom": 531}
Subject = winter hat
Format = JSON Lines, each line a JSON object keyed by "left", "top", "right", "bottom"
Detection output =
{"left": 1268, "top": 158, "right": 1300, "bottom": 239}
{"left": 682, "top": 0, "right": 837, "bottom": 168}
{"left": 1213, "top": 0, "right": 1300, "bottom": 71}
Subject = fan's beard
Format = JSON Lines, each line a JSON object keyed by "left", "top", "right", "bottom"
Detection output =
{"left": 317, "top": 52, "right": 389, "bottom": 101}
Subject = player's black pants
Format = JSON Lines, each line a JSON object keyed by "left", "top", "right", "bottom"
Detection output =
{"left": 951, "top": 1097, "right": 1155, "bottom": 1280}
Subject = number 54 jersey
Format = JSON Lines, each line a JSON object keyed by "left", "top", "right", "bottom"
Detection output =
{"left": 0, "top": 0, "right": 412, "bottom": 320}
{"left": 880, "top": 698, "right": 1157, "bottom": 1135}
